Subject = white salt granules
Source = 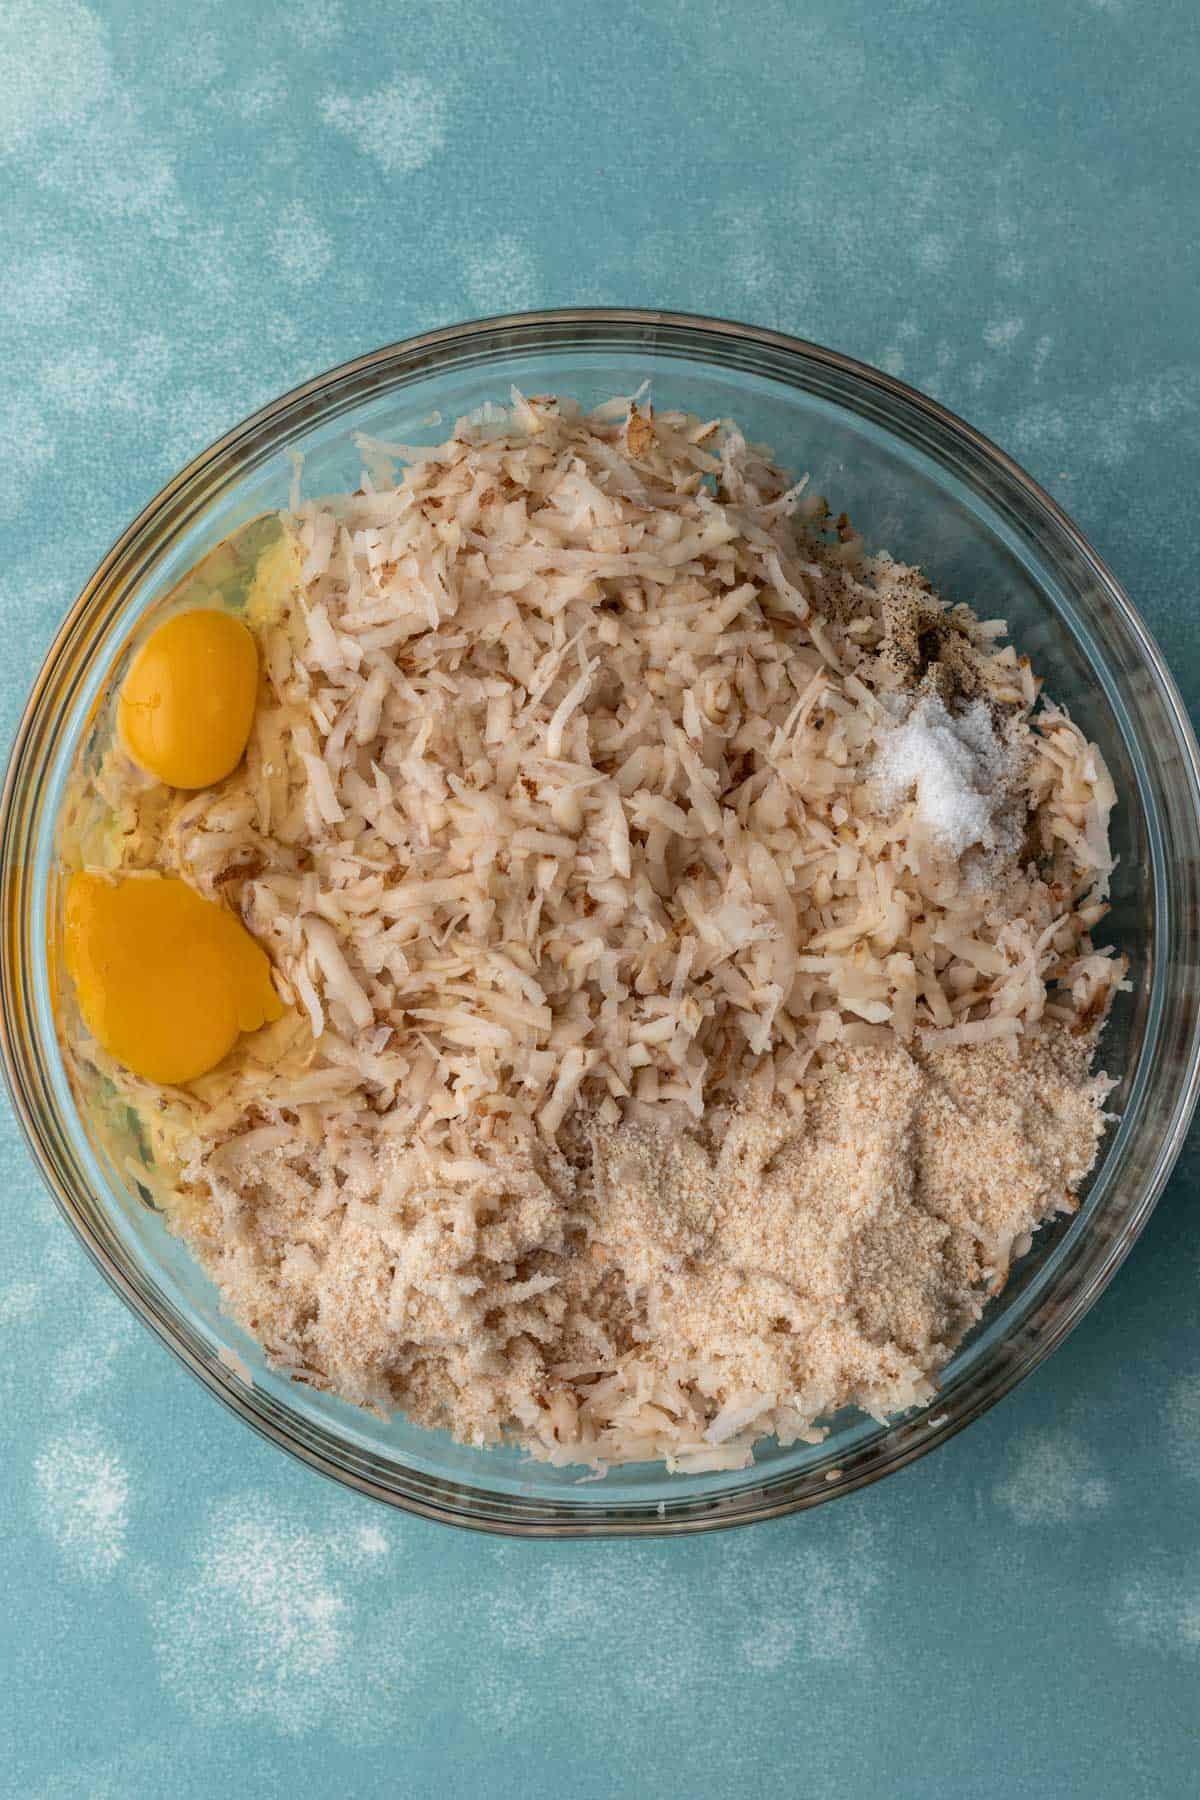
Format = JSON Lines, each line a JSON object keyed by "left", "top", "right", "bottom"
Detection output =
{"left": 872, "top": 694, "right": 1016, "bottom": 858}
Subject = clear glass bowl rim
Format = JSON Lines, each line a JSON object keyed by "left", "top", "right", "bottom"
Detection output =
{"left": 4, "top": 306, "right": 1200, "bottom": 1536}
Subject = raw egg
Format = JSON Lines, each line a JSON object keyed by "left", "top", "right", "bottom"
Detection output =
{"left": 64, "top": 872, "right": 282, "bottom": 1085}
{"left": 117, "top": 609, "right": 258, "bottom": 789}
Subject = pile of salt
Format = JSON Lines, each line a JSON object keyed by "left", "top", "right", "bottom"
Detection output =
{"left": 872, "top": 695, "right": 1017, "bottom": 858}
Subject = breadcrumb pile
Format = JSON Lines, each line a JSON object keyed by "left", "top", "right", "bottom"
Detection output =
{"left": 63, "top": 391, "right": 1124, "bottom": 1471}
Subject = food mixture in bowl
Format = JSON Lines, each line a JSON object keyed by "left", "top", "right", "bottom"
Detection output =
{"left": 56, "top": 390, "right": 1125, "bottom": 1473}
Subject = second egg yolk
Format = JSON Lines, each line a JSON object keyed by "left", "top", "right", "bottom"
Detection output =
{"left": 64, "top": 873, "right": 283, "bottom": 1085}
{"left": 118, "top": 609, "right": 258, "bottom": 789}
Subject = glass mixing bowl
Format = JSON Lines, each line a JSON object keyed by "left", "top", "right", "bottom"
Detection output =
{"left": 4, "top": 310, "right": 1199, "bottom": 1535}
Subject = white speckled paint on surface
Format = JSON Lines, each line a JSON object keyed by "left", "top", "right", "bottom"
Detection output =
{"left": 1166, "top": 1374, "right": 1200, "bottom": 1479}
{"left": 318, "top": 77, "right": 449, "bottom": 174}
{"left": 993, "top": 1430, "right": 1112, "bottom": 1525}
{"left": 33, "top": 1427, "right": 131, "bottom": 1580}
{"left": 0, "top": 0, "right": 111, "bottom": 154}
{"left": 464, "top": 232, "right": 541, "bottom": 314}
{"left": 2, "top": 0, "right": 1199, "bottom": 1793}
{"left": 270, "top": 200, "right": 335, "bottom": 286}
{"left": 1111, "top": 1563, "right": 1200, "bottom": 1656}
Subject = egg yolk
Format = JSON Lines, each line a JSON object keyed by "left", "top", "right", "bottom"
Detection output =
{"left": 64, "top": 873, "right": 282, "bottom": 1085}
{"left": 117, "top": 609, "right": 258, "bottom": 789}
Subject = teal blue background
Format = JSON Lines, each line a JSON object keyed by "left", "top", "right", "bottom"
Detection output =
{"left": 3, "top": 2, "right": 1199, "bottom": 1794}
